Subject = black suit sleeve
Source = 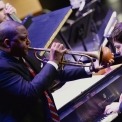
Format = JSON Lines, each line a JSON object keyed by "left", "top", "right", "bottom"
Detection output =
{"left": 57, "top": 66, "right": 92, "bottom": 83}
{"left": 0, "top": 63, "right": 57, "bottom": 98}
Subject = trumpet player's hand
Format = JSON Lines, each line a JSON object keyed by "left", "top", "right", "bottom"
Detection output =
{"left": 49, "top": 42, "right": 67, "bottom": 65}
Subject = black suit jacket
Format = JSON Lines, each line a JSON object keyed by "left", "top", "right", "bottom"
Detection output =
{"left": 0, "top": 51, "right": 92, "bottom": 122}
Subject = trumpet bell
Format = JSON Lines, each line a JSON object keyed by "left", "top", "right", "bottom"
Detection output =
{"left": 99, "top": 46, "right": 114, "bottom": 64}
{"left": 77, "top": 46, "right": 114, "bottom": 65}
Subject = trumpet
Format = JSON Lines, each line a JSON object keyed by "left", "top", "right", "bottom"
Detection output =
{"left": 28, "top": 46, "right": 114, "bottom": 69}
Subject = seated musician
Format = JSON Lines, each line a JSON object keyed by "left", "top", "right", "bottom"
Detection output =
{"left": 104, "top": 22, "right": 122, "bottom": 115}
{"left": 110, "top": 22, "right": 122, "bottom": 55}
{"left": 95, "top": 22, "right": 122, "bottom": 75}
{"left": 0, "top": 1, "right": 16, "bottom": 22}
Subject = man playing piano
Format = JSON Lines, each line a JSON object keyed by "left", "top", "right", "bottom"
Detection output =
{"left": 104, "top": 22, "right": 122, "bottom": 119}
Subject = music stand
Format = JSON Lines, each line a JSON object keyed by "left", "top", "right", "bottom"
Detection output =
{"left": 65, "top": 9, "right": 94, "bottom": 51}
{"left": 97, "top": 8, "right": 114, "bottom": 47}
{"left": 59, "top": 9, "right": 95, "bottom": 63}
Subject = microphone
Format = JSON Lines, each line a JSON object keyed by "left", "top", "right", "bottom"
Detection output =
{"left": 7, "top": 13, "right": 22, "bottom": 23}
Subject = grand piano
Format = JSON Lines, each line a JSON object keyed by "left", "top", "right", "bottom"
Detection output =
{"left": 52, "top": 64, "right": 122, "bottom": 122}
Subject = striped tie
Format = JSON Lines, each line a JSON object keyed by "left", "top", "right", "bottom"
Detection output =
{"left": 21, "top": 58, "right": 60, "bottom": 122}
{"left": 44, "top": 91, "right": 60, "bottom": 122}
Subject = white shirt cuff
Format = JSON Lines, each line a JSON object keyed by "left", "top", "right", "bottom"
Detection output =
{"left": 47, "top": 61, "right": 58, "bottom": 70}
{"left": 84, "top": 67, "right": 92, "bottom": 75}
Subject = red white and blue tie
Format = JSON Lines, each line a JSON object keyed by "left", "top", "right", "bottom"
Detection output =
{"left": 21, "top": 58, "right": 60, "bottom": 122}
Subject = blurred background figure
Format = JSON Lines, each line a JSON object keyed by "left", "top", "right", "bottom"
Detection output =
{"left": 105, "top": 0, "right": 122, "bottom": 22}
{"left": 110, "top": 22, "right": 122, "bottom": 55}
{"left": 0, "top": 1, "right": 16, "bottom": 22}
{"left": 69, "top": 0, "right": 86, "bottom": 9}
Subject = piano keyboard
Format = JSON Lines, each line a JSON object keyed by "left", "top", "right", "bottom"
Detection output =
{"left": 98, "top": 113, "right": 118, "bottom": 122}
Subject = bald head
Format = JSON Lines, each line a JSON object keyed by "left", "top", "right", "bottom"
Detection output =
{"left": 0, "top": 20, "right": 23, "bottom": 43}
{"left": 0, "top": 20, "right": 30, "bottom": 57}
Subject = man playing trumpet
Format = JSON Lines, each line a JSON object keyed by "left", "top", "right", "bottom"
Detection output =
{"left": 0, "top": 20, "right": 114, "bottom": 122}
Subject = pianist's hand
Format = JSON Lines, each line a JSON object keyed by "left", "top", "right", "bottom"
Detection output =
{"left": 104, "top": 94, "right": 122, "bottom": 114}
{"left": 104, "top": 102, "right": 120, "bottom": 114}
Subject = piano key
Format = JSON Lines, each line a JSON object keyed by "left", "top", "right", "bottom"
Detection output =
{"left": 100, "top": 113, "right": 118, "bottom": 122}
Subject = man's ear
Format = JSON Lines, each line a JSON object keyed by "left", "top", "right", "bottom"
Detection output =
{"left": 3, "top": 39, "right": 10, "bottom": 48}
